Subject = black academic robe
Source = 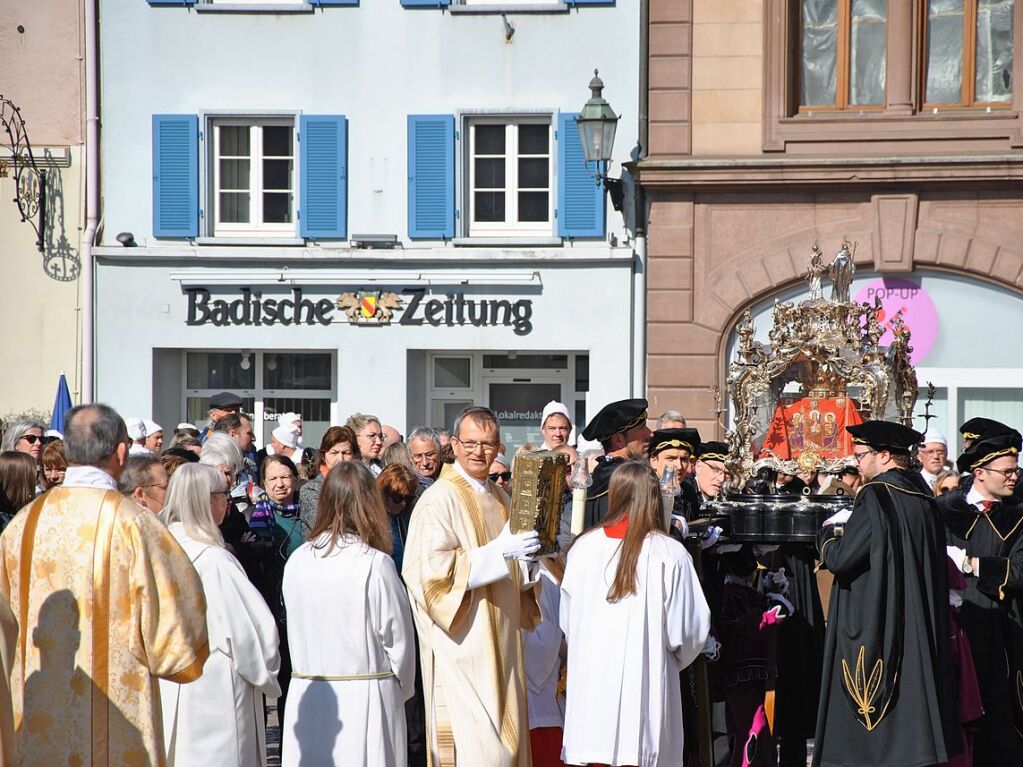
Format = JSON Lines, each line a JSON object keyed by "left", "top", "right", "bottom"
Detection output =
{"left": 769, "top": 544, "right": 826, "bottom": 766}
{"left": 939, "top": 489, "right": 1023, "bottom": 766}
{"left": 814, "top": 469, "right": 959, "bottom": 767}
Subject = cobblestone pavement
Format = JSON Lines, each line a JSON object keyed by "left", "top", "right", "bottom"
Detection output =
{"left": 266, "top": 700, "right": 280, "bottom": 766}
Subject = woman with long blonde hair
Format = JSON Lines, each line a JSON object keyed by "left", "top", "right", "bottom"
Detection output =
{"left": 559, "top": 461, "right": 710, "bottom": 767}
{"left": 280, "top": 461, "right": 415, "bottom": 766}
{"left": 157, "top": 463, "right": 281, "bottom": 766}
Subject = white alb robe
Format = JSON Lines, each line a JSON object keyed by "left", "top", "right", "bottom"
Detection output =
{"left": 159, "top": 524, "right": 281, "bottom": 767}
{"left": 281, "top": 535, "right": 415, "bottom": 767}
{"left": 523, "top": 564, "right": 564, "bottom": 730}
{"left": 560, "top": 529, "right": 710, "bottom": 767}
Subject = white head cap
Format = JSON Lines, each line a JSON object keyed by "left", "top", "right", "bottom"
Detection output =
{"left": 540, "top": 400, "right": 571, "bottom": 428}
{"left": 272, "top": 423, "right": 299, "bottom": 449}
{"left": 921, "top": 425, "right": 947, "bottom": 447}
{"left": 126, "top": 417, "right": 147, "bottom": 441}
{"left": 278, "top": 412, "right": 302, "bottom": 428}
{"left": 143, "top": 419, "right": 163, "bottom": 436}
{"left": 176, "top": 422, "right": 197, "bottom": 431}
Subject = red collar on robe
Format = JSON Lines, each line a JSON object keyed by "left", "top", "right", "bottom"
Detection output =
{"left": 604, "top": 517, "right": 629, "bottom": 539}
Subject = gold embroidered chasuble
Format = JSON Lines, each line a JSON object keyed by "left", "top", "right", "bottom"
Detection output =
{"left": 0, "top": 488, "right": 210, "bottom": 767}
{"left": 403, "top": 467, "right": 541, "bottom": 767}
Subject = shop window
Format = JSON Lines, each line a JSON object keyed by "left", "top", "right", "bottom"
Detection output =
{"left": 468, "top": 119, "right": 553, "bottom": 237}
{"left": 799, "top": 0, "right": 888, "bottom": 110}
{"left": 212, "top": 119, "right": 296, "bottom": 237}
{"left": 434, "top": 357, "right": 473, "bottom": 389}
{"left": 924, "top": 0, "right": 1015, "bottom": 107}
{"left": 184, "top": 350, "right": 335, "bottom": 447}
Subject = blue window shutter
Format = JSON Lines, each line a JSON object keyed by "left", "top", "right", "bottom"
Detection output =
{"left": 408, "top": 115, "right": 454, "bottom": 239}
{"left": 300, "top": 115, "right": 348, "bottom": 239}
{"left": 557, "top": 112, "right": 605, "bottom": 239}
{"left": 401, "top": 0, "right": 451, "bottom": 7}
{"left": 152, "top": 114, "right": 198, "bottom": 238}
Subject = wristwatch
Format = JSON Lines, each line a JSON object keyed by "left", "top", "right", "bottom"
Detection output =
{"left": 962, "top": 555, "right": 974, "bottom": 576}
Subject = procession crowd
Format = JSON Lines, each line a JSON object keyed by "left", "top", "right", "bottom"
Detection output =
{"left": 0, "top": 392, "right": 1019, "bottom": 767}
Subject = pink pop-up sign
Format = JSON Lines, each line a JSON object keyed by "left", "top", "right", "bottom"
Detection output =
{"left": 854, "top": 278, "right": 938, "bottom": 365}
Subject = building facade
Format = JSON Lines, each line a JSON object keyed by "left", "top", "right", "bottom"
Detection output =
{"left": 635, "top": 0, "right": 1023, "bottom": 451}
{"left": 0, "top": 1, "right": 87, "bottom": 418}
{"left": 95, "top": 0, "right": 640, "bottom": 450}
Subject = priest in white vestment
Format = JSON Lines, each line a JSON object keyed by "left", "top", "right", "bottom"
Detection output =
{"left": 403, "top": 407, "right": 542, "bottom": 767}
{"left": 281, "top": 461, "right": 415, "bottom": 767}
{"left": 559, "top": 461, "right": 710, "bottom": 767}
{"left": 0, "top": 404, "right": 210, "bottom": 767}
{"left": 158, "top": 464, "right": 281, "bottom": 766}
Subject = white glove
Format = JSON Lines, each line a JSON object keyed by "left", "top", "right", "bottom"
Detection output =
{"left": 946, "top": 546, "right": 968, "bottom": 573}
{"left": 767, "top": 567, "right": 789, "bottom": 595}
{"left": 949, "top": 591, "right": 963, "bottom": 609}
{"left": 767, "top": 591, "right": 794, "bottom": 614}
{"left": 671, "top": 515, "right": 690, "bottom": 537}
{"left": 824, "top": 507, "right": 852, "bottom": 526}
{"left": 699, "top": 526, "right": 722, "bottom": 550}
{"left": 489, "top": 522, "right": 541, "bottom": 561}
{"left": 701, "top": 634, "right": 721, "bottom": 661}
{"left": 717, "top": 543, "right": 743, "bottom": 554}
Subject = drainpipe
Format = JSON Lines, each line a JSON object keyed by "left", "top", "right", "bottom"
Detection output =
{"left": 82, "top": 0, "right": 99, "bottom": 403}
{"left": 632, "top": 0, "right": 649, "bottom": 399}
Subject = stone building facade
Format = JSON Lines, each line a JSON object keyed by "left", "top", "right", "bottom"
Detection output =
{"left": 634, "top": 0, "right": 1023, "bottom": 447}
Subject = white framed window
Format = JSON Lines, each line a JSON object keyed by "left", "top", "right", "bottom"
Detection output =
{"left": 467, "top": 118, "right": 553, "bottom": 237}
{"left": 211, "top": 118, "right": 296, "bottom": 237}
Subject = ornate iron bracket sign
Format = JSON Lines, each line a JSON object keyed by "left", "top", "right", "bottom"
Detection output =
{"left": 1, "top": 96, "right": 47, "bottom": 253}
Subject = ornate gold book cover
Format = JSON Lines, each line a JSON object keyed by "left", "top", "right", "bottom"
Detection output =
{"left": 508, "top": 450, "right": 568, "bottom": 555}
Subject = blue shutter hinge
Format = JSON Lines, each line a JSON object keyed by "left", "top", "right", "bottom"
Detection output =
{"left": 455, "top": 130, "right": 460, "bottom": 139}
{"left": 199, "top": 209, "right": 204, "bottom": 219}
{"left": 455, "top": 209, "right": 461, "bottom": 219}
{"left": 555, "top": 208, "right": 559, "bottom": 219}
{"left": 554, "top": 130, "right": 559, "bottom": 139}
{"left": 198, "top": 130, "right": 204, "bottom": 140}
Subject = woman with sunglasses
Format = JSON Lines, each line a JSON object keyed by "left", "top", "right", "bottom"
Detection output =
{"left": 1, "top": 418, "right": 46, "bottom": 491}
{"left": 488, "top": 453, "right": 512, "bottom": 490}
{"left": 378, "top": 464, "right": 420, "bottom": 573}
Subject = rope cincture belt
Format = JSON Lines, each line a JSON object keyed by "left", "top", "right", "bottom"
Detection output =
{"left": 291, "top": 670, "right": 394, "bottom": 681}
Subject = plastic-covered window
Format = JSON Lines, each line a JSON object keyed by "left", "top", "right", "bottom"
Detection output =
{"left": 800, "top": 0, "right": 839, "bottom": 106}
{"left": 849, "top": 0, "right": 887, "bottom": 105}
{"left": 975, "top": 0, "right": 1014, "bottom": 102}
{"left": 927, "top": 0, "right": 1015, "bottom": 105}
{"left": 926, "top": 0, "right": 966, "bottom": 103}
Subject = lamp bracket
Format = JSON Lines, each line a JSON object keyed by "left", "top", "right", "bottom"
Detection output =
{"left": 0, "top": 96, "right": 47, "bottom": 253}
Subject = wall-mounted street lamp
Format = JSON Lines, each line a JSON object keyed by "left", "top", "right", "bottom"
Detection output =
{"left": 575, "top": 70, "right": 624, "bottom": 211}
{"left": 0, "top": 96, "right": 47, "bottom": 253}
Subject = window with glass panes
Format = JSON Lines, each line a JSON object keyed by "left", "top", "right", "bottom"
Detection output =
{"left": 468, "top": 119, "right": 552, "bottom": 237}
{"left": 184, "top": 350, "right": 334, "bottom": 448}
{"left": 799, "top": 0, "right": 889, "bottom": 110}
{"left": 924, "top": 0, "right": 1015, "bottom": 107}
{"left": 213, "top": 119, "right": 295, "bottom": 236}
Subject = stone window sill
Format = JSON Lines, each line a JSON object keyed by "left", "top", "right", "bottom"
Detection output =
{"left": 195, "top": 3, "right": 315, "bottom": 14}
{"left": 449, "top": 4, "right": 569, "bottom": 14}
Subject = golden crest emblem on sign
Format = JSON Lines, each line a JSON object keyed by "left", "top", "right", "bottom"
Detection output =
{"left": 335, "top": 291, "right": 403, "bottom": 325}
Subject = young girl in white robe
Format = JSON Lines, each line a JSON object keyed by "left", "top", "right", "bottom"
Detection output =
{"left": 281, "top": 461, "right": 416, "bottom": 767}
{"left": 560, "top": 461, "right": 711, "bottom": 767}
{"left": 158, "top": 463, "right": 282, "bottom": 767}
